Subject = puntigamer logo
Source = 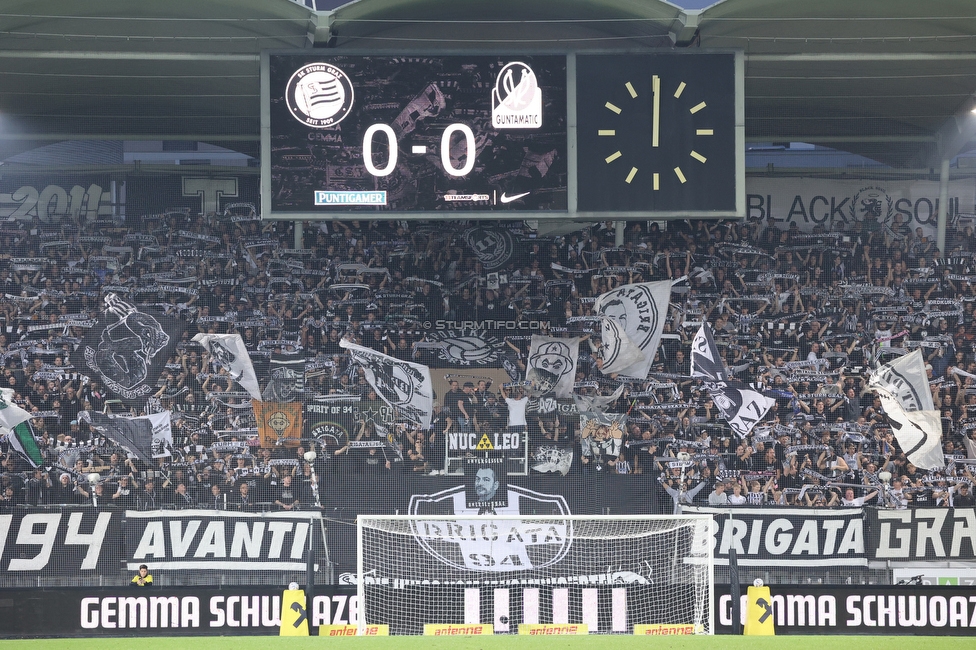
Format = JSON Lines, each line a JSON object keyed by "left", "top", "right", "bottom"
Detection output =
{"left": 285, "top": 63, "right": 355, "bottom": 128}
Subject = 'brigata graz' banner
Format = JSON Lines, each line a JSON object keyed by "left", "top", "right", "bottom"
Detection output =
{"left": 0, "top": 508, "right": 121, "bottom": 575}
{"left": 124, "top": 510, "right": 323, "bottom": 572}
{"left": 867, "top": 508, "right": 976, "bottom": 560}
{"left": 682, "top": 506, "right": 867, "bottom": 567}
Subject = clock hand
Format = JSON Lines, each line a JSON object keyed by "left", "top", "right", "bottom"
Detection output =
{"left": 652, "top": 74, "right": 660, "bottom": 148}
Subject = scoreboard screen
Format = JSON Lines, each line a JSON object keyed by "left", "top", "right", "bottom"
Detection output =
{"left": 265, "top": 54, "right": 568, "bottom": 215}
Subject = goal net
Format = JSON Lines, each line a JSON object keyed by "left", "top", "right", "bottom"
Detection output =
{"left": 357, "top": 514, "right": 713, "bottom": 635}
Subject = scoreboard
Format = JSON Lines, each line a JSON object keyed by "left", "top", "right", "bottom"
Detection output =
{"left": 261, "top": 51, "right": 743, "bottom": 219}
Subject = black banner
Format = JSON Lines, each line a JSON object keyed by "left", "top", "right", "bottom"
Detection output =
{"left": 0, "top": 508, "right": 121, "bottom": 575}
{"left": 683, "top": 506, "right": 868, "bottom": 567}
{"left": 0, "top": 586, "right": 356, "bottom": 637}
{"left": 716, "top": 585, "right": 976, "bottom": 635}
{"left": 123, "top": 510, "right": 323, "bottom": 572}
{"left": 868, "top": 507, "right": 976, "bottom": 561}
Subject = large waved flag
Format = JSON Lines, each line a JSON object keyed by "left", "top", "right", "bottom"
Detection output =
{"left": 869, "top": 349, "right": 945, "bottom": 470}
{"left": 573, "top": 384, "right": 625, "bottom": 414}
{"left": 595, "top": 281, "right": 672, "bottom": 378}
{"left": 0, "top": 388, "right": 42, "bottom": 467}
{"left": 526, "top": 335, "right": 581, "bottom": 399}
{"left": 340, "top": 338, "right": 434, "bottom": 427}
{"left": 691, "top": 323, "right": 774, "bottom": 437}
{"left": 193, "top": 333, "right": 262, "bottom": 400}
{"left": 78, "top": 293, "right": 186, "bottom": 404}
{"left": 84, "top": 411, "right": 155, "bottom": 464}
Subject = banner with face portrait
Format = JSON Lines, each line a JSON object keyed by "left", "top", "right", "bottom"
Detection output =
{"left": 465, "top": 456, "right": 508, "bottom": 512}
{"left": 526, "top": 335, "right": 580, "bottom": 399}
{"left": 594, "top": 281, "right": 672, "bottom": 379}
{"left": 79, "top": 294, "right": 186, "bottom": 404}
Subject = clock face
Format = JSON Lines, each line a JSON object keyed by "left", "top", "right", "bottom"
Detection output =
{"left": 576, "top": 53, "right": 737, "bottom": 213}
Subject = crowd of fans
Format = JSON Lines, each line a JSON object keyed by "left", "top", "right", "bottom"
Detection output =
{"left": 0, "top": 206, "right": 975, "bottom": 512}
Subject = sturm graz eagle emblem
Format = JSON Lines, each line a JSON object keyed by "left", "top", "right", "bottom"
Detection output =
{"left": 408, "top": 484, "right": 572, "bottom": 572}
{"left": 431, "top": 329, "right": 505, "bottom": 366}
{"left": 84, "top": 294, "right": 170, "bottom": 400}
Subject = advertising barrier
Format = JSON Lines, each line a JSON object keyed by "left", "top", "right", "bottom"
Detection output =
{"left": 716, "top": 585, "right": 976, "bottom": 635}
{"left": 4, "top": 584, "right": 976, "bottom": 637}
{"left": 0, "top": 586, "right": 357, "bottom": 637}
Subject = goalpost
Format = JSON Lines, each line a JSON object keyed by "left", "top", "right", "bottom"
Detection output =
{"left": 357, "top": 514, "right": 713, "bottom": 635}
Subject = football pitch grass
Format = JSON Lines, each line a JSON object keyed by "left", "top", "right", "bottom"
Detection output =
{"left": 1, "top": 637, "right": 974, "bottom": 650}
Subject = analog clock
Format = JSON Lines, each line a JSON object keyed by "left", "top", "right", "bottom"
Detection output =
{"left": 576, "top": 52, "right": 739, "bottom": 214}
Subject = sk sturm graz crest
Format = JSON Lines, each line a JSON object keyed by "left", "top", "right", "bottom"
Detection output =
{"left": 83, "top": 294, "right": 179, "bottom": 401}
{"left": 408, "top": 475, "right": 572, "bottom": 573}
{"left": 285, "top": 62, "right": 355, "bottom": 129}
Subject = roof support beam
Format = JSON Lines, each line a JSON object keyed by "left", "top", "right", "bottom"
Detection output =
{"left": 748, "top": 53, "right": 976, "bottom": 63}
{"left": 0, "top": 133, "right": 259, "bottom": 141}
{"left": 670, "top": 9, "right": 700, "bottom": 47}
{"left": 0, "top": 51, "right": 258, "bottom": 62}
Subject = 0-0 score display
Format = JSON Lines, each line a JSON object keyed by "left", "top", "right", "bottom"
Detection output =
{"left": 267, "top": 55, "right": 568, "bottom": 214}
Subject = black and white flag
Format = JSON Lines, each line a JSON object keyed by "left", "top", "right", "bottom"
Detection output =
{"left": 531, "top": 445, "right": 574, "bottom": 476}
{"left": 192, "top": 333, "right": 262, "bottom": 400}
{"left": 79, "top": 293, "right": 186, "bottom": 403}
{"left": 595, "top": 281, "right": 671, "bottom": 378}
{"left": 869, "top": 349, "right": 945, "bottom": 470}
{"left": 340, "top": 338, "right": 434, "bottom": 427}
{"left": 82, "top": 411, "right": 154, "bottom": 463}
{"left": 261, "top": 353, "right": 305, "bottom": 402}
{"left": 691, "top": 323, "right": 774, "bottom": 437}
{"left": 526, "top": 335, "right": 580, "bottom": 399}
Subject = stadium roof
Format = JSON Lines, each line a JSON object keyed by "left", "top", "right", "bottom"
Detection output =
{"left": 2, "top": 0, "right": 976, "bottom": 168}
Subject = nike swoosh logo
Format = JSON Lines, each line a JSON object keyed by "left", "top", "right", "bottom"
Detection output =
{"left": 499, "top": 191, "right": 530, "bottom": 204}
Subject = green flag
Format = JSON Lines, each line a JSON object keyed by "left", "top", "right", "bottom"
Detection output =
{"left": 0, "top": 388, "right": 42, "bottom": 468}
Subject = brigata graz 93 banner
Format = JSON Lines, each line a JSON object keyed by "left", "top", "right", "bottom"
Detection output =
{"left": 867, "top": 508, "right": 976, "bottom": 560}
{"left": 265, "top": 54, "right": 568, "bottom": 215}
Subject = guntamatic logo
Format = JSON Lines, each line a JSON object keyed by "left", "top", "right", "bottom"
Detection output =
{"left": 408, "top": 485, "right": 572, "bottom": 572}
{"left": 491, "top": 62, "right": 543, "bottom": 129}
{"left": 285, "top": 63, "right": 355, "bottom": 129}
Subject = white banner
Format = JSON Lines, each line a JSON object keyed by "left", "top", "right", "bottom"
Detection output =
{"left": 745, "top": 177, "right": 976, "bottom": 237}
{"left": 526, "top": 335, "right": 581, "bottom": 399}
{"left": 595, "top": 281, "right": 671, "bottom": 379}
